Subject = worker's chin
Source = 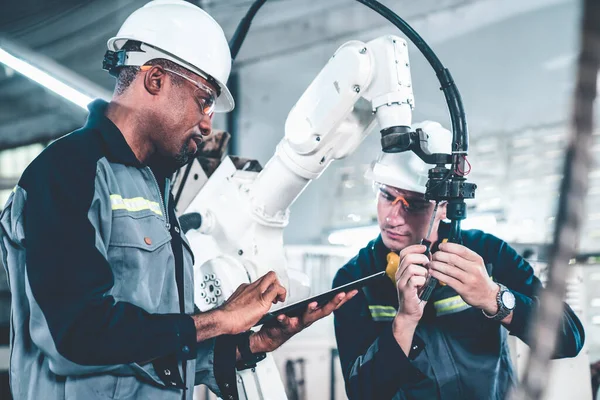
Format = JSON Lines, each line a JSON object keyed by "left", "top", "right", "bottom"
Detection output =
{"left": 173, "top": 142, "right": 196, "bottom": 168}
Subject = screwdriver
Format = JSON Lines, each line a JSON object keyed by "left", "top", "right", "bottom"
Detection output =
{"left": 419, "top": 201, "right": 439, "bottom": 302}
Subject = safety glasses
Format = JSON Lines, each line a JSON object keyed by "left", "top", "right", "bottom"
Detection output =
{"left": 377, "top": 185, "right": 435, "bottom": 215}
{"left": 141, "top": 65, "right": 216, "bottom": 117}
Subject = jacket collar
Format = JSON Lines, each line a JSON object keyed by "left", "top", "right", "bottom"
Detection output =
{"left": 85, "top": 99, "right": 144, "bottom": 168}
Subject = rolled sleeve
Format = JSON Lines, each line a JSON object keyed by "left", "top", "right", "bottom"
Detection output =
{"left": 176, "top": 315, "right": 198, "bottom": 361}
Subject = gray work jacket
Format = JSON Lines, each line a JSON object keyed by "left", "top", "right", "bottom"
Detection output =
{"left": 0, "top": 100, "right": 239, "bottom": 400}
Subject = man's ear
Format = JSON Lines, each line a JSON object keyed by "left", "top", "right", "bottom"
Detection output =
{"left": 141, "top": 65, "right": 166, "bottom": 96}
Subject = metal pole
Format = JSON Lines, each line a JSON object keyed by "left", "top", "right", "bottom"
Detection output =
{"left": 511, "top": 0, "right": 600, "bottom": 399}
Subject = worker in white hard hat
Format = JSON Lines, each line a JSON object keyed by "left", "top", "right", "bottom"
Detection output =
{"left": 366, "top": 121, "right": 452, "bottom": 250}
{"left": 332, "top": 121, "right": 585, "bottom": 399}
{"left": 0, "top": 2, "right": 355, "bottom": 400}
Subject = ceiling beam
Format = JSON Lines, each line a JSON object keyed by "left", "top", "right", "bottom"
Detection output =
{"left": 5, "top": 0, "right": 139, "bottom": 52}
{"left": 0, "top": 111, "right": 81, "bottom": 151}
{"left": 0, "top": 85, "right": 63, "bottom": 120}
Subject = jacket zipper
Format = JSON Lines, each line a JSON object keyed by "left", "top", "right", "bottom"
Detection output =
{"left": 149, "top": 168, "right": 187, "bottom": 397}
{"left": 165, "top": 178, "right": 171, "bottom": 225}
{"left": 147, "top": 167, "right": 170, "bottom": 230}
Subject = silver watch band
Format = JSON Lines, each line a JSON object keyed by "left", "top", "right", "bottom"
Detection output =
{"left": 482, "top": 283, "right": 513, "bottom": 321}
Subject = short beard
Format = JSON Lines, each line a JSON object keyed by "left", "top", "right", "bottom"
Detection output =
{"left": 173, "top": 140, "right": 196, "bottom": 168}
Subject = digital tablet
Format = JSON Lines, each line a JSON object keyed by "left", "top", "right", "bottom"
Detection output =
{"left": 255, "top": 271, "right": 386, "bottom": 326}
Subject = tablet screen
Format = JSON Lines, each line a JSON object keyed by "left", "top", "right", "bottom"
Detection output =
{"left": 255, "top": 271, "right": 386, "bottom": 326}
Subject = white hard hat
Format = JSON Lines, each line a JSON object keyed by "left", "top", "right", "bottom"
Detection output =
{"left": 107, "top": 0, "right": 234, "bottom": 112}
{"left": 366, "top": 121, "right": 453, "bottom": 194}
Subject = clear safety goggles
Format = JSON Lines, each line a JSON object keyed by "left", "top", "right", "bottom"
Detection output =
{"left": 376, "top": 184, "right": 435, "bottom": 215}
{"left": 141, "top": 65, "right": 217, "bottom": 117}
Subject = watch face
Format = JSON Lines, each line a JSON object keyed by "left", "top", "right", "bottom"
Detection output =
{"left": 501, "top": 291, "right": 516, "bottom": 310}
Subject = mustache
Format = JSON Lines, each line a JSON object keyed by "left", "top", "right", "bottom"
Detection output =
{"left": 190, "top": 131, "right": 204, "bottom": 141}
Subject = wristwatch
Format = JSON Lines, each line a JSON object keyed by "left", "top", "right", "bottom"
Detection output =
{"left": 235, "top": 331, "right": 266, "bottom": 371}
{"left": 482, "top": 283, "right": 515, "bottom": 321}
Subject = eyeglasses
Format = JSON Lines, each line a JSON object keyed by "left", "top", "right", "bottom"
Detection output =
{"left": 377, "top": 185, "right": 434, "bottom": 215}
{"left": 141, "top": 65, "right": 216, "bottom": 117}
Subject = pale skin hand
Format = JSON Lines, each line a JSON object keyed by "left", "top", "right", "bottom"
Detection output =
{"left": 428, "top": 242, "right": 513, "bottom": 325}
{"left": 243, "top": 290, "right": 359, "bottom": 357}
{"left": 191, "top": 271, "right": 287, "bottom": 342}
{"left": 393, "top": 244, "right": 429, "bottom": 355}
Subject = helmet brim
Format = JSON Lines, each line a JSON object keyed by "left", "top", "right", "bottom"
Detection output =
{"left": 107, "top": 37, "right": 235, "bottom": 113}
{"left": 214, "top": 81, "right": 235, "bottom": 113}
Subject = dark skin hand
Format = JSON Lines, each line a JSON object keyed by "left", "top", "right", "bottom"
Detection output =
{"left": 216, "top": 271, "right": 287, "bottom": 336}
{"left": 247, "top": 290, "right": 359, "bottom": 354}
{"left": 192, "top": 271, "right": 287, "bottom": 341}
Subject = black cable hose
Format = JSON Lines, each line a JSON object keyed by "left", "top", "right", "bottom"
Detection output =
{"left": 448, "top": 219, "right": 461, "bottom": 244}
{"left": 355, "top": 0, "right": 467, "bottom": 155}
{"left": 228, "top": 0, "right": 468, "bottom": 157}
{"left": 227, "top": 0, "right": 470, "bottom": 243}
{"left": 229, "top": 0, "right": 268, "bottom": 61}
{"left": 228, "top": 0, "right": 472, "bottom": 303}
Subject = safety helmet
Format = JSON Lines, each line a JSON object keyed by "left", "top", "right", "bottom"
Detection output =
{"left": 366, "top": 121, "right": 453, "bottom": 194}
{"left": 105, "top": 0, "right": 234, "bottom": 112}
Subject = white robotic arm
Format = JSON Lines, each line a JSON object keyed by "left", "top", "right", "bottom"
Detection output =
{"left": 248, "top": 34, "right": 414, "bottom": 248}
{"left": 184, "top": 34, "right": 413, "bottom": 309}
{"left": 184, "top": 34, "right": 413, "bottom": 400}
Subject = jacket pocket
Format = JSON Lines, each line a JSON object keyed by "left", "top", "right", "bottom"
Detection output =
{"left": 65, "top": 374, "right": 140, "bottom": 400}
{"left": 109, "top": 212, "right": 170, "bottom": 249}
{"left": 107, "top": 213, "right": 173, "bottom": 312}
